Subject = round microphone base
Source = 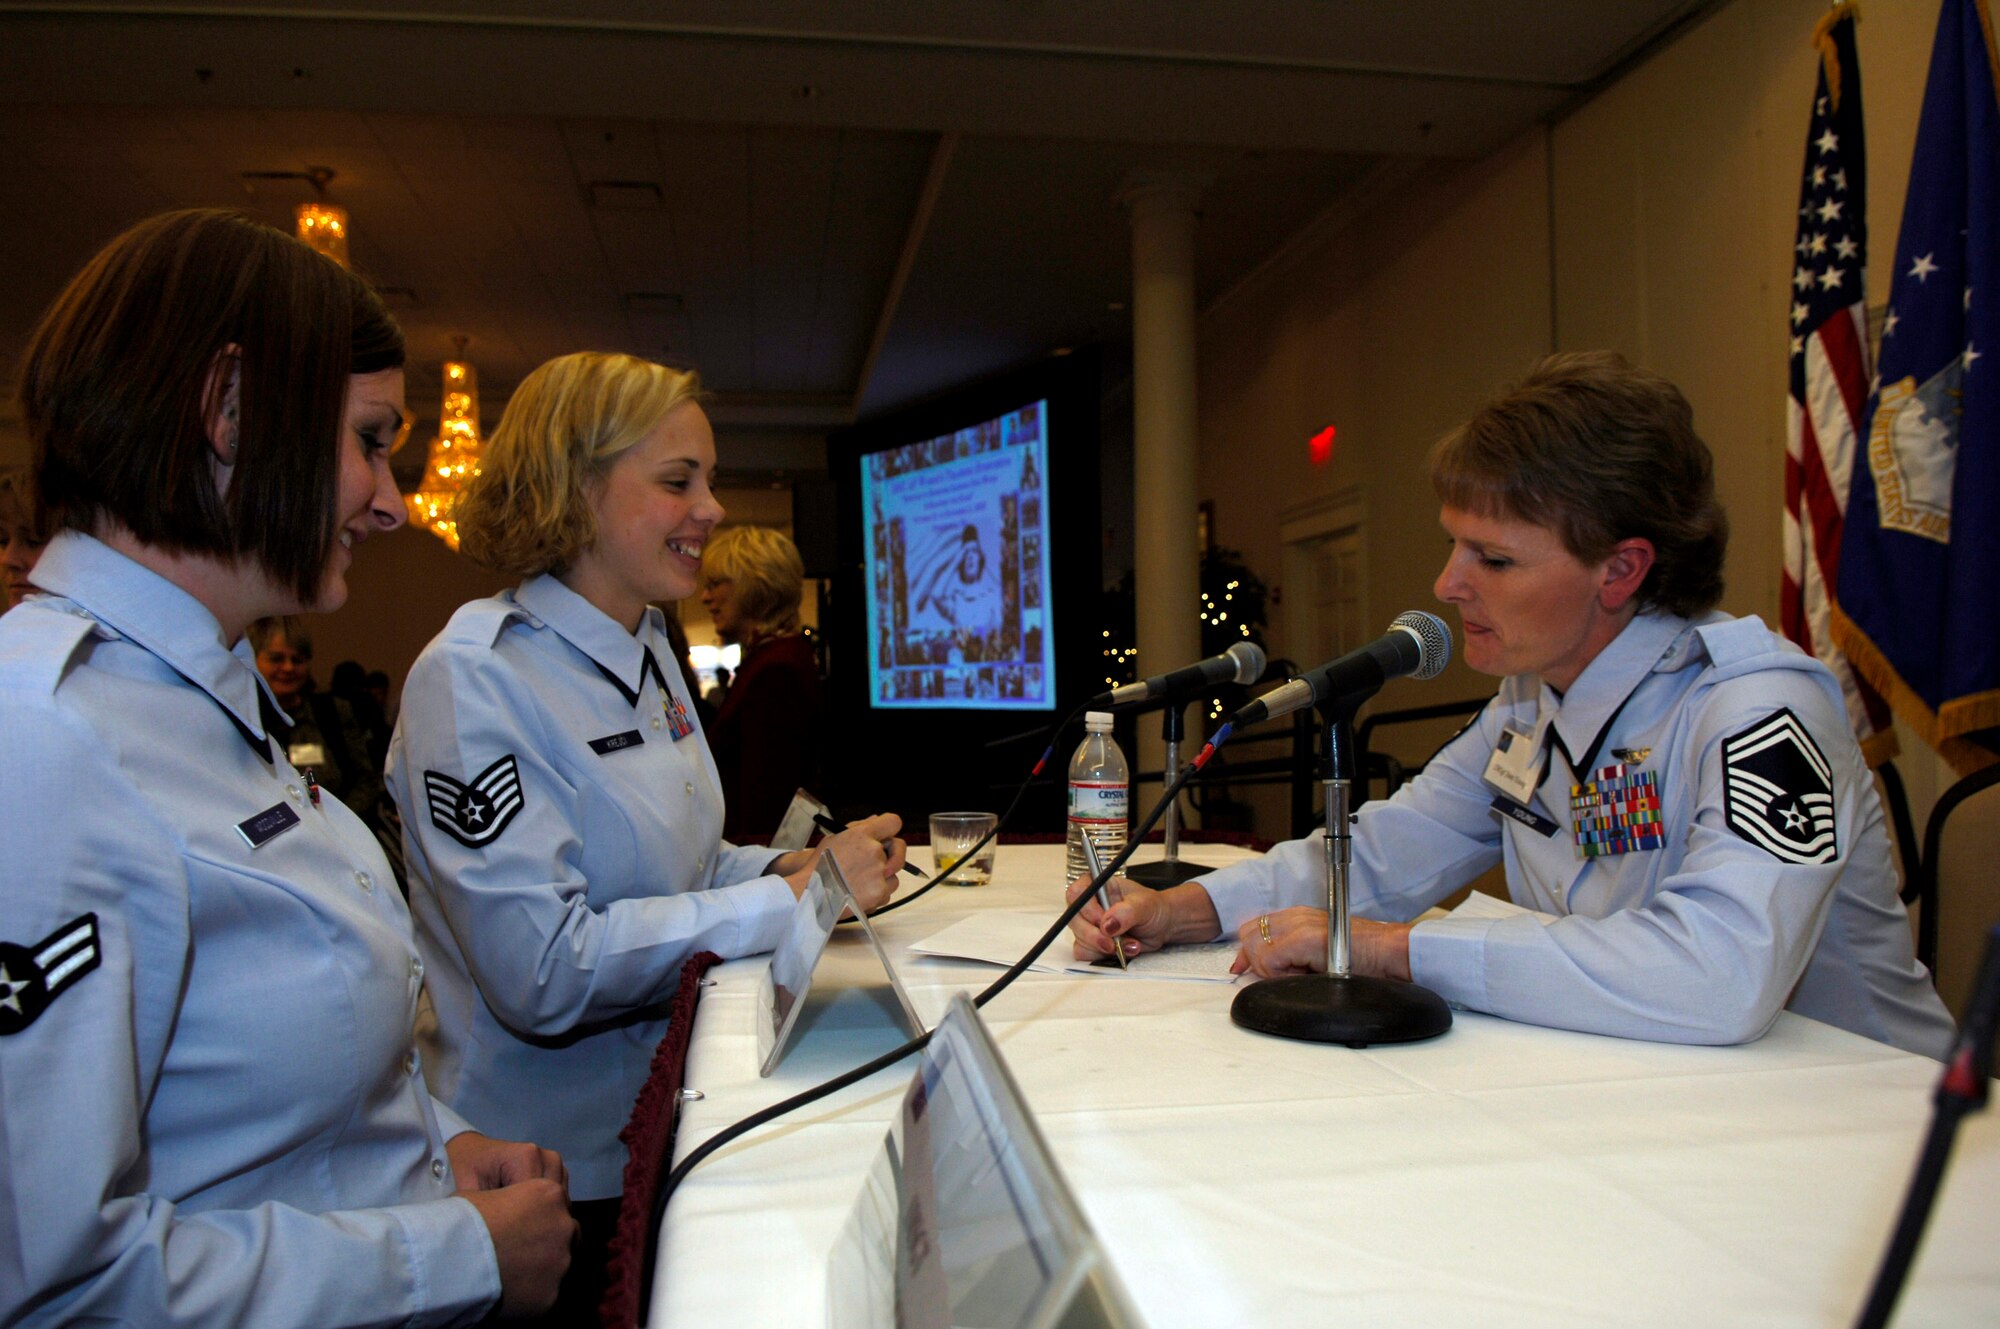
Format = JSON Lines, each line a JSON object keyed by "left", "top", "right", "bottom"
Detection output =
{"left": 1123, "top": 857, "right": 1216, "bottom": 889}
{"left": 1230, "top": 973, "right": 1452, "bottom": 1048}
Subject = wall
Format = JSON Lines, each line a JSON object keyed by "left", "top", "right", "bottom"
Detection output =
{"left": 312, "top": 522, "right": 513, "bottom": 704}
{"left": 1193, "top": 0, "right": 1964, "bottom": 917}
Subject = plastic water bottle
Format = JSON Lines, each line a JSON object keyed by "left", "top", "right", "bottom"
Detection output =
{"left": 1066, "top": 711, "right": 1129, "bottom": 882}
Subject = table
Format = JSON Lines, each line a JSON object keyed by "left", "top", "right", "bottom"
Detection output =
{"left": 652, "top": 844, "right": 2000, "bottom": 1327}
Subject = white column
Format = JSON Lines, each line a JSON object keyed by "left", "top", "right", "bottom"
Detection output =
{"left": 1122, "top": 171, "right": 1208, "bottom": 787}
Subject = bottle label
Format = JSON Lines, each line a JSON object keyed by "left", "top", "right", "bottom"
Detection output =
{"left": 1068, "top": 781, "right": 1128, "bottom": 824}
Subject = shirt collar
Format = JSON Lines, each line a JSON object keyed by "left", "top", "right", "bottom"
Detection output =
{"left": 31, "top": 531, "right": 279, "bottom": 743}
{"left": 1540, "top": 610, "right": 1691, "bottom": 775}
{"left": 514, "top": 574, "right": 668, "bottom": 698}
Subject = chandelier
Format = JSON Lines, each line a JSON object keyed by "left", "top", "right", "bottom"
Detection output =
{"left": 405, "top": 346, "right": 482, "bottom": 550}
{"left": 293, "top": 167, "right": 349, "bottom": 267}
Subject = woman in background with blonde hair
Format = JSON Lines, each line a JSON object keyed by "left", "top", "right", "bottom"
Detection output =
{"left": 387, "top": 350, "right": 905, "bottom": 1320}
{"left": 700, "top": 523, "right": 823, "bottom": 839}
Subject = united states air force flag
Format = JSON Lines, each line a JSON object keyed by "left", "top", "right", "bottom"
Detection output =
{"left": 1833, "top": 0, "right": 2000, "bottom": 774}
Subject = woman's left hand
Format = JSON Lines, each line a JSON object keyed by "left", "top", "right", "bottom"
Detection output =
{"left": 1230, "top": 909, "right": 1414, "bottom": 981}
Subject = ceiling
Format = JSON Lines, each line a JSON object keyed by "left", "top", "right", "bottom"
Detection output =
{"left": 0, "top": 1, "right": 1725, "bottom": 481}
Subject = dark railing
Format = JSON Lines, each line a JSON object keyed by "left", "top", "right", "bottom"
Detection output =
{"left": 1131, "top": 695, "right": 1488, "bottom": 839}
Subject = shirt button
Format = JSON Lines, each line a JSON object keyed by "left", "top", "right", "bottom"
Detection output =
{"left": 652, "top": 715, "right": 664, "bottom": 731}
{"left": 354, "top": 870, "right": 373, "bottom": 893}
{"left": 286, "top": 784, "right": 302, "bottom": 803}
{"left": 684, "top": 781, "right": 695, "bottom": 798}
{"left": 411, "top": 957, "right": 425, "bottom": 981}
{"left": 404, "top": 1050, "right": 419, "bottom": 1076}
{"left": 431, "top": 1157, "right": 446, "bottom": 1181}
{"left": 695, "top": 858, "right": 705, "bottom": 873}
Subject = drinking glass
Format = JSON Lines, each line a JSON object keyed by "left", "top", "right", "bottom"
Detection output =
{"left": 929, "top": 812, "right": 999, "bottom": 887}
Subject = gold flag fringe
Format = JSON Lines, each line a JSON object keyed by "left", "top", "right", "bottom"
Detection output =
{"left": 1980, "top": 1, "right": 2000, "bottom": 121}
{"left": 1813, "top": 3, "right": 1861, "bottom": 112}
{"left": 1832, "top": 605, "right": 2000, "bottom": 776}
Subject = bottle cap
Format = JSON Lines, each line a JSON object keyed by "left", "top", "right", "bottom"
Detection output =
{"left": 1084, "top": 711, "right": 1113, "bottom": 731}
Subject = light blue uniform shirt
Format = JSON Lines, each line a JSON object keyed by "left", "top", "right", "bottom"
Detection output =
{"left": 388, "top": 575, "right": 796, "bottom": 1200}
{"left": 1204, "top": 611, "right": 1954, "bottom": 1057}
{"left": 0, "top": 534, "right": 500, "bottom": 1328}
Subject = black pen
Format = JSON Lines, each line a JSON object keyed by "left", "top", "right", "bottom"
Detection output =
{"left": 811, "top": 812, "right": 927, "bottom": 876}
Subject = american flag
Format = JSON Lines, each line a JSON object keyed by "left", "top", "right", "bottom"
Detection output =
{"left": 1782, "top": 2, "right": 1894, "bottom": 761}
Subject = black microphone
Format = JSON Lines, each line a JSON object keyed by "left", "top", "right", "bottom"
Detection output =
{"left": 1095, "top": 640, "right": 1266, "bottom": 707}
{"left": 1231, "top": 612, "right": 1451, "bottom": 727}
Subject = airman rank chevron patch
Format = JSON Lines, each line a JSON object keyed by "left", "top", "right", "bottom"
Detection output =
{"left": 424, "top": 754, "right": 526, "bottom": 849}
{"left": 0, "top": 913, "right": 102, "bottom": 1036}
{"left": 1720, "top": 709, "right": 1837, "bottom": 865}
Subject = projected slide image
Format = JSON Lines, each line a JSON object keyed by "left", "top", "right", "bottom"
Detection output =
{"left": 863, "top": 401, "right": 1055, "bottom": 711}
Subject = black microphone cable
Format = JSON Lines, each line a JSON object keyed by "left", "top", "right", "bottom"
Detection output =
{"left": 642, "top": 723, "right": 1239, "bottom": 1309}
{"left": 836, "top": 698, "right": 1094, "bottom": 922}
{"left": 1853, "top": 923, "right": 2000, "bottom": 1329}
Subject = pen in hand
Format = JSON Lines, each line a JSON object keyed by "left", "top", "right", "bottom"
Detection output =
{"left": 810, "top": 812, "right": 927, "bottom": 877}
{"left": 1080, "top": 834, "right": 1127, "bottom": 970}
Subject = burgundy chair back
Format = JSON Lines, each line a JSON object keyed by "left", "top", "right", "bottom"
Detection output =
{"left": 599, "top": 950, "right": 722, "bottom": 1329}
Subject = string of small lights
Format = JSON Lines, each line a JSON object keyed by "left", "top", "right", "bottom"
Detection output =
{"left": 1100, "top": 627, "right": 1139, "bottom": 690}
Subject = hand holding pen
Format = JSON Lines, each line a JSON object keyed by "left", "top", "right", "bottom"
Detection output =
{"left": 812, "top": 812, "right": 927, "bottom": 877}
{"left": 1079, "top": 834, "right": 1127, "bottom": 970}
{"left": 780, "top": 811, "right": 907, "bottom": 912}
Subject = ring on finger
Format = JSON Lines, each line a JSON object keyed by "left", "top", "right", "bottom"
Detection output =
{"left": 1258, "top": 914, "right": 1272, "bottom": 944}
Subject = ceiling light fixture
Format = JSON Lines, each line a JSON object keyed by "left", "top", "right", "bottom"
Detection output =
{"left": 406, "top": 338, "right": 482, "bottom": 551}
{"left": 242, "top": 165, "right": 350, "bottom": 267}
{"left": 293, "top": 167, "right": 349, "bottom": 268}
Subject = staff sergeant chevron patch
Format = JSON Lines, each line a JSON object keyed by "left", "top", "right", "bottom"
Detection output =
{"left": 0, "top": 913, "right": 102, "bottom": 1036}
{"left": 425, "top": 754, "right": 526, "bottom": 849}
{"left": 1720, "top": 709, "right": 1837, "bottom": 865}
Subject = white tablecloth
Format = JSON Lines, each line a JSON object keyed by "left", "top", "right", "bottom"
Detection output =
{"left": 653, "top": 843, "right": 1999, "bottom": 1327}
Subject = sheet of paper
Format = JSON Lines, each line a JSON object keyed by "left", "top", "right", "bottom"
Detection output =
{"left": 1068, "top": 941, "right": 1240, "bottom": 983}
{"left": 906, "top": 911, "right": 1072, "bottom": 973}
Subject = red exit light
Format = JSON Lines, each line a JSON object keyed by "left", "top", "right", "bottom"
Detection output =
{"left": 1309, "top": 425, "right": 1337, "bottom": 466}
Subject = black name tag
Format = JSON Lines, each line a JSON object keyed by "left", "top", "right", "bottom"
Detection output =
{"left": 589, "top": 730, "right": 646, "bottom": 756}
{"left": 236, "top": 801, "right": 302, "bottom": 849}
{"left": 1490, "top": 795, "right": 1559, "bottom": 838}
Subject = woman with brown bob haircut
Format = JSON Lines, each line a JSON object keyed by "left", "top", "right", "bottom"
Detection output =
{"left": 387, "top": 350, "right": 905, "bottom": 1320}
{"left": 699, "top": 523, "right": 823, "bottom": 839}
{"left": 0, "top": 209, "right": 574, "bottom": 1327}
{"left": 1070, "top": 351, "right": 1951, "bottom": 1060}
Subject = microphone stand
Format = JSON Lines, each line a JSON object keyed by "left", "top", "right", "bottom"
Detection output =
{"left": 1126, "top": 700, "right": 1218, "bottom": 888}
{"left": 1229, "top": 692, "right": 1452, "bottom": 1047}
